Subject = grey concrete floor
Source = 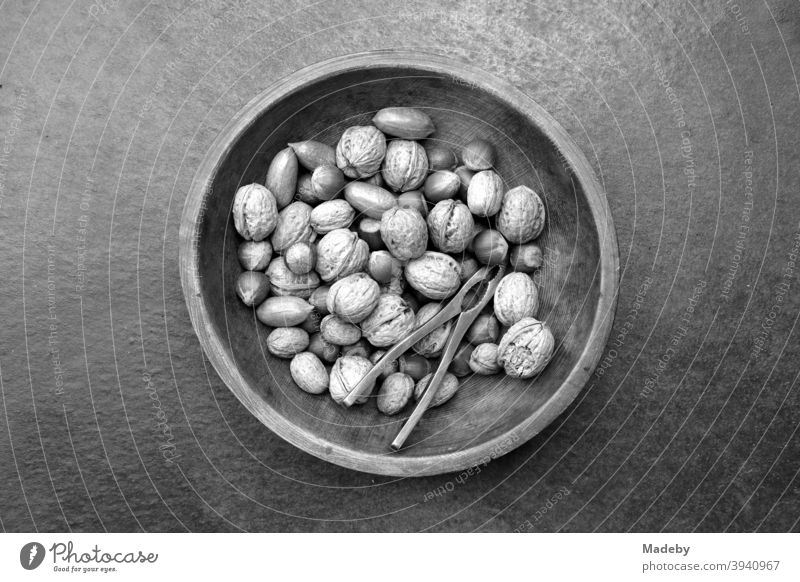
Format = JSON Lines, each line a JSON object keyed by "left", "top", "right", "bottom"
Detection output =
{"left": 0, "top": 0, "right": 798, "bottom": 532}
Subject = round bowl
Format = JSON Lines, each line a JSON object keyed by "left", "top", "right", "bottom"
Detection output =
{"left": 179, "top": 50, "right": 619, "bottom": 477}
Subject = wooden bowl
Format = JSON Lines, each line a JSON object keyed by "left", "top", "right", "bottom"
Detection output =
{"left": 179, "top": 51, "right": 619, "bottom": 476}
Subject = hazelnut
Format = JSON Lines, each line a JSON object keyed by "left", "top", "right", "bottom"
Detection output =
{"left": 235, "top": 271, "right": 269, "bottom": 306}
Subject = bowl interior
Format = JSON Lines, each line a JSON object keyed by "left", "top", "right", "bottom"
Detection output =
{"left": 188, "top": 58, "right": 610, "bottom": 475}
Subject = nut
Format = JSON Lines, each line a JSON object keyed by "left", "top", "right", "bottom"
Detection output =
{"left": 496, "top": 317, "right": 554, "bottom": 378}
{"left": 467, "top": 170, "right": 504, "bottom": 216}
{"left": 372, "top": 107, "right": 435, "bottom": 139}
{"left": 356, "top": 217, "right": 385, "bottom": 251}
{"left": 300, "top": 310, "right": 322, "bottom": 334}
{"left": 308, "top": 332, "right": 339, "bottom": 363}
{"left": 380, "top": 207, "right": 428, "bottom": 261}
{"left": 288, "top": 140, "right": 336, "bottom": 170}
{"left": 271, "top": 201, "right": 313, "bottom": 253}
{"left": 344, "top": 181, "right": 398, "bottom": 219}
{"left": 265, "top": 147, "right": 298, "bottom": 209}
{"left": 365, "top": 172, "right": 385, "bottom": 187}
{"left": 368, "top": 250, "right": 398, "bottom": 284}
{"left": 232, "top": 183, "right": 278, "bottom": 241}
{"left": 310, "top": 165, "right": 346, "bottom": 201}
{"left": 497, "top": 185, "right": 546, "bottom": 243}
{"left": 310, "top": 199, "right": 356, "bottom": 235}
{"left": 238, "top": 241, "right": 273, "bottom": 271}
{"left": 423, "top": 170, "right": 461, "bottom": 202}
{"left": 235, "top": 271, "right": 270, "bottom": 306}
{"left": 405, "top": 252, "right": 462, "bottom": 300}
{"left": 381, "top": 140, "right": 428, "bottom": 192}
{"left": 494, "top": 272, "right": 539, "bottom": 326}
{"left": 329, "top": 355, "right": 374, "bottom": 405}
{"left": 308, "top": 285, "right": 331, "bottom": 315}
{"left": 266, "top": 256, "right": 320, "bottom": 298}
{"left": 370, "top": 350, "right": 399, "bottom": 379}
{"left": 360, "top": 294, "right": 415, "bottom": 348}
{"left": 341, "top": 339, "right": 371, "bottom": 359}
{"left": 380, "top": 265, "right": 405, "bottom": 296}
{"left": 466, "top": 313, "right": 500, "bottom": 344}
{"left": 290, "top": 352, "right": 329, "bottom": 394}
{"left": 284, "top": 241, "right": 316, "bottom": 274}
{"left": 326, "top": 272, "right": 381, "bottom": 323}
{"left": 469, "top": 343, "right": 501, "bottom": 375}
{"left": 266, "top": 327, "right": 309, "bottom": 358}
{"left": 398, "top": 354, "right": 433, "bottom": 380}
{"left": 509, "top": 243, "right": 544, "bottom": 273}
{"left": 396, "top": 190, "right": 428, "bottom": 217}
{"left": 335, "top": 125, "right": 386, "bottom": 179}
{"left": 460, "top": 256, "right": 480, "bottom": 282}
{"left": 256, "top": 296, "right": 314, "bottom": 327}
{"left": 320, "top": 314, "right": 362, "bottom": 346}
{"left": 449, "top": 342, "right": 474, "bottom": 377}
{"left": 412, "top": 302, "right": 453, "bottom": 358}
{"left": 462, "top": 138, "right": 495, "bottom": 171}
{"left": 467, "top": 222, "right": 487, "bottom": 253}
{"left": 414, "top": 372, "right": 459, "bottom": 407}
{"left": 425, "top": 143, "right": 458, "bottom": 171}
{"left": 295, "top": 174, "right": 317, "bottom": 204}
{"left": 454, "top": 165, "right": 476, "bottom": 202}
{"left": 377, "top": 373, "right": 415, "bottom": 415}
{"left": 427, "top": 200, "right": 475, "bottom": 253}
{"left": 315, "top": 228, "right": 370, "bottom": 282}
{"left": 472, "top": 229, "right": 509, "bottom": 266}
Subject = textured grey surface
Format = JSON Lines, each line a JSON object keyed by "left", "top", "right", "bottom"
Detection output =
{"left": 0, "top": 0, "right": 798, "bottom": 532}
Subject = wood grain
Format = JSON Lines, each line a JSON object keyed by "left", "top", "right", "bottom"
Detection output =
{"left": 178, "top": 50, "right": 619, "bottom": 477}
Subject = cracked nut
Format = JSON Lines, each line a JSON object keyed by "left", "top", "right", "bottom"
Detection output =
{"left": 496, "top": 317, "right": 554, "bottom": 378}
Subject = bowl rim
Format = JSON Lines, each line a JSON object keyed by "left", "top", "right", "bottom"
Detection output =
{"left": 179, "top": 49, "right": 620, "bottom": 477}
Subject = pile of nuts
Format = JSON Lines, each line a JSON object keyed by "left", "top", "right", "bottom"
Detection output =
{"left": 231, "top": 107, "right": 555, "bottom": 415}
